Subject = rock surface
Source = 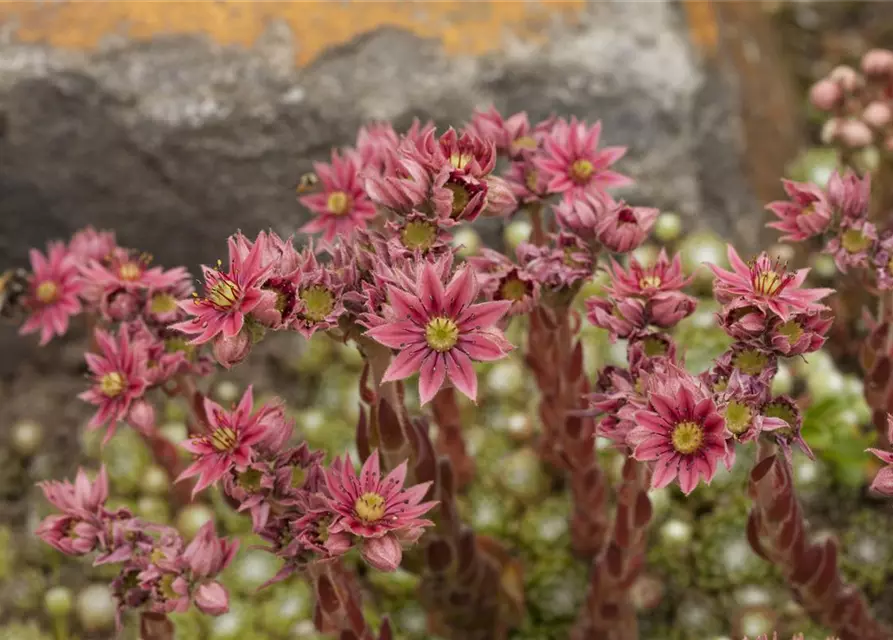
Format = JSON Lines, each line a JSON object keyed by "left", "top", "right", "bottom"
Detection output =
{"left": 0, "top": 0, "right": 758, "bottom": 370}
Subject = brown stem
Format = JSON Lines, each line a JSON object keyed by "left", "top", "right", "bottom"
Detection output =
{"left": 139, "top": 612, "right": 174, "bottom": 640}
{"left": 572, "top": 457, "right": 652, "bottom": 640}
{"left": 528, "top": 201, "right": 546, "bottom": 246}
{"left": 309, "top": 559, "right": 377, "bottom": 640}
{"left": 430, "top": 387, "right": 474, "bottom": 489}
{"left": 526, "top": 305, "right": 609, "bottom": 556}
{"left": 746, "top": 441, "right": 892, "bottom": 640}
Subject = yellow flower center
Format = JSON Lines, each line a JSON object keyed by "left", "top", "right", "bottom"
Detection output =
{"left": 733, "top": 348, "right": 769, "bottom": 376}
{"left": 209, "top": 426, "right": 237, "bottom": 452}
{"left": 449, "top": 152, "right": 473, "bottom": 170}
{"left": 500, "top": 278, "right": 527, "bottom": 302}
{"left": 887, "top": 256, "right": 893, "bottom": 276}
{"left": 512, "top": 136, "right": 538, "bottom": 152}
{"left": 525, "top": 169, "right": 539, "bottom": 192}
{"left": 642, "top": 336, "right": 668, "bottom": 357}
{"left": 291, "top": 466, "right": 307, "bottom": 488}
{"left": 671, "top": 421, "right": 704, "bottom": 455}
{"left": 118, "top": 262, "right": 142, "bottom": 281}
{"left": 401, "top": 220, "right": 437, "bottom": 251}
{"left": 569, "top": 159, "right": 594, "bottom": 184}
{"left": 354, "top": 492, "right": 386, "bottom": 522}
{"left": 99, "top": 372, "right": 126, "bottom": 398}
{"left": 754, "top": 270, "right": 782, "bottom": 296}
{"left": 841, "top": 228, "right": 871, "bottom": 253}
{"left": 425, "top": 317, "right": 460, "bottom": 352}
{"left": 237, "top": 468, "right": 263, "bottom": 491}
{"left": 207, "top": 280, "right": 241, "bottom": 309}
{"left": 447, "top": 182, "right": 470, "bottom": 217}
{"left": 159, "top": 574, "right": 178, "bottom": 600}
{"left": 299, "top": 285, "right": 335, "bottom": 322}
{"left": 763, "top": 402, "right": 796, "bottom": 429}
{"left": 149, "top": 292, "right": 178, "bottom": 314}
{"left": 801, "top": 204, "right": 815, "bottom": 216}
{"left": 777, "top": 320, "right": 803, "bottom": 343}
{"left": 725, "top": 401, "right": 753, "bottom": 437}
{"left": 327, "top": 191, "right": 351, "bottom": 216}
{"left": 639, "top": 275, "right": 662, "bottom": 290}
{"left": 35, "top": 281, "right": 59, "bottom": 304}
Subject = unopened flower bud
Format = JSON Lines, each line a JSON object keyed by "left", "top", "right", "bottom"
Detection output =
{"left": 483, "top": 176, "right": 518, "bottom": 217}
{"left": 212, "top": 332, "right": 251, "bottom": 369}
{"left": 105, "top": 291, "right": 139, "bottom": 321}
{"left": 361, "top": 534, "right": 403, "bottom": 572}
{"left": 861, "top": 48, "right": 893, "bottom": 78}
{"left": 821, "top": 117, "right": 842, "bottom": 144}
{"left": 829, "top": 65, "right": 861, "bottom": 93}
{"left": 863, "top": 101, "right": 893, "bottom": 129}
{"left": 195, "top": 581, "right": 230, "bottom": 616}
{"left": 809, "top": 78, "right": 843, "bottom": 111}
{"left": 127, "top": 400, "right": 155, "bottom": 435}
{"left": 838, "top": 119, "right": 873, "bottom": 148}
{"left": 11, "top": 419, "right": 43, "bottom": 457}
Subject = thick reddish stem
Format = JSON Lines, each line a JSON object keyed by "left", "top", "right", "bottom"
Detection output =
{"left": 430, "top": 387, "right": 475, "bottom": 488}
{"left": 572, "top": 457, "right": 652, "bottom": 640}
{"left": 747, "top": 441, "right": 892, "bottom": 640}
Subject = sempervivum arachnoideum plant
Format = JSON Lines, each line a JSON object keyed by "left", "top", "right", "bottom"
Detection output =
{"left": 5, "top": 94, "right": 893, "bottom": 640}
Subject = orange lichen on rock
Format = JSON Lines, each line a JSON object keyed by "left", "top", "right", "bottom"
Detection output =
{"left": 0, "top": 0, "right": 586, "bottom": 66}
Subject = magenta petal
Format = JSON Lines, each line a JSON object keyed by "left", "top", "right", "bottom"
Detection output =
{"left": 458, "top": 333, "right": 510, "bottom": 362}
{"left": 365, "top": 321, "right": 422, "bottom": 349}
{"left": 443, "top": 267, "right": 476, "bottom": 317}
{"left": 420, "top": 263, "right": 446, "bottom": 316}
{"left": 677, "top": 462, "right": 699, "bottom": 495}
{"left": 458, "top": 300, "right": 511, "bottom": 329}
{"left": 381, "top": 345, "right": 429, "bottom": 382}
{"left": 445, "top": 350, "right": 478, "bottom": 402}
{"left": 418, "top": 354, "right": 447, "bottom": 406}
{"left": 650, "top": 455, "right": 678, "bottom": 489}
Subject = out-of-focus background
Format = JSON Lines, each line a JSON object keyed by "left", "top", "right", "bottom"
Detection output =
{"left": 2, "top": 2, "right": 893, "bottom": 640}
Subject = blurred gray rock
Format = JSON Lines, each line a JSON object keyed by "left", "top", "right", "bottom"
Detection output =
{"left": 0, "top": 0, "right": 757, "bottom": 370}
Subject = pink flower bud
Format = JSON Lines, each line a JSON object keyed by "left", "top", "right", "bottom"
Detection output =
{"left": 829, "top": 65, "right": 861, "bottom": 93}
{"left": 105, "top": 291, "right": 139, "bottom": 321}
{"left": 808, "top": 79, "right": 842, "bottom": 111}
{"left": 361, "top": 533, "right": 403, "bottom": 572}
{"left": 861, "top": 48, "right": 893, "bottom": 78}
{"left": 821, "top": 117, "right": 842, "bottom": 144}
{"left": 863, "top": 101, "right": 893, "bottom": 128}
{"left": 482, "top": 176, "right": 518, "bottom": 217}
{"left": 194, "top": 581, "right": 230, "bottom": 616}
{"left": 127, "top": 400, "right": 156, "bottom": 435}
{"left": 212, "top": 332, "right": 251, "bottom": 369}
{"left": 838, "top": 119, "right": 873, "bottom": 148}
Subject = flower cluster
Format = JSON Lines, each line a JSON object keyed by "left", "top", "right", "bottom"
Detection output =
{"left": 36, "top": 467, "right": 236, "bottom": 622}
{"left": 176, "top": 387, "right": 436, "bottom": 577}
{"left": 587, "top": 249, "right": 695, "bottom": 340}
{"left": 809, "top": 48, "right": 893, "bottom": 151}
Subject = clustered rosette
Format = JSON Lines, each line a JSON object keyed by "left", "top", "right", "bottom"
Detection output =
{"left": 36, "top": 466, "right": 237, "bottom": 622}
{"left": 586, "top": 249, "right": 695, "bottom": 340}
{"left": 707, "top": 245, "right": 832, "bottom": 463}
{"left": 172, "top": 387, "right": 437, "bottom": 578}
{"left": 174, "top": 231, "right": 354, "bottom": 367}
{"left": 766, "top": 168, "right": 876, "bottom": 277}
